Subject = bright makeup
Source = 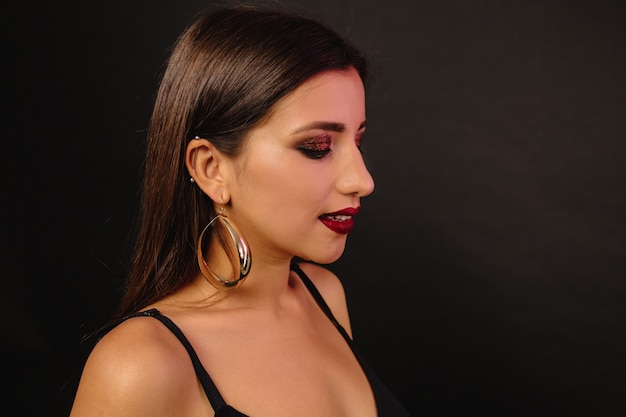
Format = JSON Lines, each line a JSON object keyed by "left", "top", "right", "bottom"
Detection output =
{"left": 318, "top": 206, "right": 360, "bottom": 234}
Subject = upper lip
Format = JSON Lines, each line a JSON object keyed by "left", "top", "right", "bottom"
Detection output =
{"left": 322, "top": 206, "right": 360, "bottom": 217}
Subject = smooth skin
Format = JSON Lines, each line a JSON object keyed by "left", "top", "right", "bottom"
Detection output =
{"left": 70, "top": 68, "right": 376, "bottom": 417}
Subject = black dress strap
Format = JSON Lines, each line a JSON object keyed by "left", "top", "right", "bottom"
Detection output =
{"left": 100, "top": 308, "right": 246, "bottom": 415}
{"left": 290, "top": 262, "right": 351, "bottom": 341}
{"left": 290, "top": 262, "right": 412, "bottom": 417}
{"left": 134, "top": 308, "right": 227, "bottom": 410}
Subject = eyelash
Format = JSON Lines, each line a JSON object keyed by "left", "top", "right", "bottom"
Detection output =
{"left": 355, "top": 132, "right": 364, "bottom": 153}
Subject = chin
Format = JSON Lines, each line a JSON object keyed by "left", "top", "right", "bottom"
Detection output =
{"left": 308, "top": 247, "right": 346, "bottom": 265}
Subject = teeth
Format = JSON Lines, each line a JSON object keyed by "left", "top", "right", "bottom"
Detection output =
{"left": 327, "top": 215, "right": 351, "bottom": 221}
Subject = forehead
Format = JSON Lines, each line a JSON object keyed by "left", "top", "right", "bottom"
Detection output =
{"left": 262, "top": 68, "right": 366, "bottom": 131}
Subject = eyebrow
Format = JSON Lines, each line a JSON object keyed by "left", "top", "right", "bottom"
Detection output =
{"left": 292, "top": 120, "right": 367, "bottom": 134}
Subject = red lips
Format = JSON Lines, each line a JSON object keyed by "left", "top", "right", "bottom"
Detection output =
{"left": 318, "top": 207, "right": 360, "bottom": 234}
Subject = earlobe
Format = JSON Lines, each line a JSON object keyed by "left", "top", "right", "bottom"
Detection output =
{"left": 185, "top": 137, "right": 229, "bottom": 202}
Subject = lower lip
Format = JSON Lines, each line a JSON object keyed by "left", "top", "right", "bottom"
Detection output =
{"left": 319, "top": 217, "right": 355, "bottom": 234}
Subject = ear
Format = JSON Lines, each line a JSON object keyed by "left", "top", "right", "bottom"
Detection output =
{"left": 185, "top": 138, "right": 230, "bottom": 204}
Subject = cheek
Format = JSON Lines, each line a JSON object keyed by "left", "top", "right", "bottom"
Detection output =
{"left": 239, "top": 157, "right": 330, "bottom": 216}
{"left": 236, "top": 154, "right": 289, "bottom": 208}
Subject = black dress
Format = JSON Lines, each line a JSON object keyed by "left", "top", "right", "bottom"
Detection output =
{"left": 105, "top": 263, "right": 411, "bottom": 416}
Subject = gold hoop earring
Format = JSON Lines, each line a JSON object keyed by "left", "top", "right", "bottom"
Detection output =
{"left": 197, "top": 211, "right": 251, "bottom": 291}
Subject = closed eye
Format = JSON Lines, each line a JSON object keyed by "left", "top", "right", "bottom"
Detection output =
{"left": 297, "top": 134, "right": 332, "bottom": 160}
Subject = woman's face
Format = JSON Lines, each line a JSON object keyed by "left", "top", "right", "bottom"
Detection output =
{"left": 226, "top": 67, "right": 375, "bottom": 264}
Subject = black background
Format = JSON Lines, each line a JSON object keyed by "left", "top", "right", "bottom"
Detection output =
{"left": 4, "top": 1, "right": 625, "bottom": 416}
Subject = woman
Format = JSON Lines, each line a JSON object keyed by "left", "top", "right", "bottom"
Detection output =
{"left": 70, "top": 4, "right": 410, "bottom": 417}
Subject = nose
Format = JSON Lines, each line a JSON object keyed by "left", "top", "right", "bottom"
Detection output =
{"left": 337, "top": 146, "right": 375, "bottom": 197}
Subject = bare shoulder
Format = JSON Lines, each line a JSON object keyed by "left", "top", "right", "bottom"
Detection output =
{"left": 70, "top": 314, "right": 203, "bottom": 417}
{"left": 296, "top": 262, "right": 353, "bottom": 335}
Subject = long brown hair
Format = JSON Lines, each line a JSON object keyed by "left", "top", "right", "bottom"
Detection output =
{"left": 114, "top": 4, "right": 369, "bottom": 319}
